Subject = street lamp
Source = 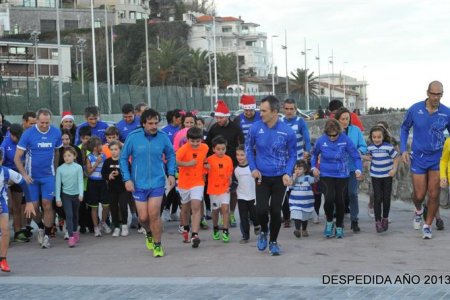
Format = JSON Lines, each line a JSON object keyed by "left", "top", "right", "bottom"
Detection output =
{"left": 77, "top": 38, "right": 86, "bottom": 95}
{"left": 30, "top": 30, "right": 40, "bottom": 98}
{"left": 142, "top": 3, "right": 151, "bottom": 108}
{"left": 328, "top": 49, "right": 334, "bottom": 102}
{"left": 90, "top": 0, "right": 99, "bottom": 106}
{"left": 232, "top": 32, "right": 241, "bottom": 100}
{"left": 301, "top": 37, "right": 311, "bottom": 110}
{"left": 56, "top": 0, "right": 63, "bottom": 114}
{"left": 315, "top": 44, "right": 320, "bottom": 103}
{"left": 281, "top": 29, "right": 288, "bottom": 96}
{"left": 343, "top": 61, "right": 348, "bottom": 106}
{"left": 271, "top": 34, "right": 278, "bottom": 95}
{"left": 104, "top": 1, "right": 111, "bottom": 114}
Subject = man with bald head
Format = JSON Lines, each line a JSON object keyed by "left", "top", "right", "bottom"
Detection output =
{"left": 400, "top": 81, "right": 450, "bottom": 239}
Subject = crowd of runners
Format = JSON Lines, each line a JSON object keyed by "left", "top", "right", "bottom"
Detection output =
{"left": 0, "top": 80, "right": 447, "bottom": 272}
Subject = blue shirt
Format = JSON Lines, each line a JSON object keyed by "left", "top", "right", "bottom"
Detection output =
{"left": 0, "top": 134, "right": 19, "bottom": 171}
{"left": 161, "top": 124, "right": 180, "bottom": 144}
{"left": 400, "top": 100, "right": 450, "bottom": 155}
{"left": 246, "top": 119, "right": 297, "bottom": 177}
{"left": 281, "top": 116, "right": 311, "bottom": 159}
{"left": 367, "top": 142, "right": 398, "bottom": 178}
{"left": 343, "top": 125, "right": 367, "bottom": 171}
{"left": 235, "top": 111, "right": 261, "bottom": 140}
{"left": 311, "top": 133, "right": 363, "bottom": 178}
{"left": 289, "top": 175, "right": 315, "bottom": 213}
{"left": 75, "top": 120, "right": 110, "bottom": 145}
{"left": 116, "top": 116, "right": 141, "bottom": 143}
{"left": 17, "top": 125, "right": 62, "bottom": 178}
{"left": 0, "top": 166, "right": 32, "bottom": 203}
{"left": 87, "top": 153, "right": 106, "bottom": 180}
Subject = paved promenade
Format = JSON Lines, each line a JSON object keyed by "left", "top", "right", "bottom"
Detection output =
{"left": 1, "top": 194, "right": 450, "bottom": 299}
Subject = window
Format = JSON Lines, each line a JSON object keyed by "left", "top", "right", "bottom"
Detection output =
{"left": 39, "top": 48, "right": 49, "bottom": 59}
{"left": 40, "top": 19, "right": 56, "bottom": 33}
{"left": 94, "top": 20, "right": 101, "bottom": 28}
{"left": 222, "top": 40, "right": 233, "bottom": 48}
{"left": 118, "top": 11, "right": 126, "bottom": 19}
{"left": 129, "top": 11, "right": 136, "bottom": 19}
{"left": 64, "top": 20, "right": 78, "bottom": 30}
{"left": 51, "top": 49, "right": 59, "bottom": 59}
{"left": 222, "top": 26, "right": 232, "bottom": 33}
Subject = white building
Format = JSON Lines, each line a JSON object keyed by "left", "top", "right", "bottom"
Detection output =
{"left": 184, "top": 13, "right": 269, "bottom": 78}
{"left": 317, "top": 73, "right": 368, "bottom": 112}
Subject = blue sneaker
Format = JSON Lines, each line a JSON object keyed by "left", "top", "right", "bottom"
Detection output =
{"left": 324, "top": 221, "right": 334, "bottom": 238}
{"left": 257, "top": 232, "right": 267, "bottom": 251}
{"left": 422, "top": 226, "right": 432, "bottom": 239}
{"left": 269, "top": 241, "right": 281, "bottom": 256}
{"left": 335, "top": 227, "right": 344, "bottom": 238}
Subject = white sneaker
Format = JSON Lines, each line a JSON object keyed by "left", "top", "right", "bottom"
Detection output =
{"left": 64, "top": 231, "right": 70, "bottom": 240}
{"left": 101, "top": 222, "right": 112, "bottom": 234}
{"left": 94, "top": 226, "right": 102, "bottom": 237}
{"left": 413, "top": 212, "right": 423, "bottom": 230}
{"left": 112, "top": 227, "right": 121, "bottom": 237}
{"left": 368, "top": 206, "right": 375, "bottom": 218}
{"left": 41, "top": 235, "right": 51, "bottom": 249}
{"left": 137, "top": 227, "right": 146, "bottom": 234}
{"left": 422, "top": 225, "right": 432, "bottom": 239}
{"left": 170, "top": 213, "right": 179, "bottom": 221}
{"left": 120, "top": 225, "right": 129, "bottom": 237}
{"left": 313, "top": 212, "right": 320, "bottom": 224}
{"left": 37, "top": 228, "right": 45, "bottom": 244}
{"left": 161, "top": 209, "right": 171, "bottom": 222}
{"left": 178, "top": 225, "right": 184, "bottom": 234}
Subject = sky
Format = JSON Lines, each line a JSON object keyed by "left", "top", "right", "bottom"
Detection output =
{"left": 216, "top": 0, "right": 450, "bottom": 109}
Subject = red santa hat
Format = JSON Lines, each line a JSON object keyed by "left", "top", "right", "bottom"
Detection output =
{"left": 240, "top": 94, "right": 256, "bottom": 110}
{"left": 214, "top": 100, "right": 230, "bottom": 117}
{"left": 61, "top": 111, "right": 74, "bottom": 123}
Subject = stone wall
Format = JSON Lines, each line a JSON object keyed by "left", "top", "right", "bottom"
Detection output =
{"left": 307, "top": 113, "right": 449, "bottom": 206}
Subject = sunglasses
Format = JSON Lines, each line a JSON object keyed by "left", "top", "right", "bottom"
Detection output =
{"left": 327, "top": 133, "right": 338, "bottom": 138}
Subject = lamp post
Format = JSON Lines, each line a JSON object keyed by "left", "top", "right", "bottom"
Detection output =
{"left": 77, "top": 38, "right": 86, "bottom": 95}
{"left": 142, "top": 4, "right": 151, "bottom": 108}
{"left": 90, "top": 0, "right": 98, "bottom": 106}
{"left": 315, "top": 44, "right": 320, "bottom": 102}
{"left": 281, "top": 29, "right": 288, "bottom": 96}
{"left": 56, "top": 0, "right": 63, "bottom": 114}
{"left": 30, "top": 30, "right": 40, "bottom": 98}
{"left": 343, "top": 61, "right": 348, "bottom": 106}
{"left": 301, "top": 37, "right": 311, "bottom": 110}
{"left": 110, "top": 20, "right": 115, "bottom": 93}
{"left": 270, "top": 34, "right": 278, "bottom": 95}
{"left": 232, "top": 33, "right": 240, "bottom": 100}
{"left": 104, "top": 2, "right": 111, "bottom": 114}
{"left": 328, "top": 49, "right": 334, "bottom": 102}
{"left": 213, "top": 16, "right": 218, "bottom": 103}
{"left": 201, "top": 30, "right": 214, "bottom": 111}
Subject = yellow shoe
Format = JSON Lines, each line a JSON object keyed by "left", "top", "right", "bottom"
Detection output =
{"left": 153, "top": 244, "right": 164, "bottom": 257}
{"left": 146, "top": 235, "right": 154, "bottom": 250}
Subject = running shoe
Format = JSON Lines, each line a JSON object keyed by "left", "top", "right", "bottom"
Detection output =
{"left": 351, "top": 221, "right": 360, "bottom": 233}
{"left": 324, "top": 222, "right": 334, "bottom": 238}
{"left": 335, "top": 227, "right": 344, "bottom": 239}
{"left": 254, "top": 225, "right": 261, "bottom": 236}
{"left": 205, "top": 209, "right": 212, "bottom": 220}
{"left": 269, "top": 241, "right": 281, "bottom": 256}
{"left": 313, "top": 212, "right": 320, "bottom": 224}
{"left": 161, "top": 209, "right": 171, "bottom": 222}
{"left": 68, "top": 236, "right": 76, "bottom": 248}
{"left": 178, "top": 225, "right": 184, "bottom": 234}
{"left": 200, "top": 219, "right": 209, "bottom": 230}
{"left": 120, "top": 225, "right": 129, "bottom": 237}
{"left": 375, "top": 221, "right": 384, "bottom": 233}
{"left": 64, "top": 231, "right": 69, "bottom": 240}
{"left": 413, "top": 211, "right": 423, "bottom": 230}
{"left": 170, "top": 213, "right": 179, "bottom": 222}
{"left": 73, "top": 232, "right": 80, "bottom": 243}
{"left": 153, "top": 244, "right": 164, "bottom": 257}
{"left": 41, "top": 235, "right": 51, "bottom": 249}
{"left": 191, "top": 235, "right": 201, "bottom": 248}
{"left": 212, "top": 230, "right": 220, "bottom": 240}
{"left": 146, "top": 235, "right": 154, "bottom": 250}
{"left": 436, "top": 218, "right": 444, "bottom": 231}
{"left": 229, "top": 213, "right": 237, "bottom": 228}
{"left": 25, "top": 226, "right": 33, "bottom": 238}
{"left": 283, "top": 219, "right": 291, "bottom": 228}
{"left": 422, "top": 226, "right": 432, "bottom": 239}
{"left": 14, "top": 231, "right": 30, "bottom": 243}
{"left": 222, "top": 231, "right": 230, "bottom": 243}
{"left": 112, "top": 227, "right": 121, "bottom": 237}
{"left": 257, "top": 232, "right": 268, "bottom": 251}
{"left": 37, "top": 228, "right": 45, "bottom": 244}
{"left": 382, "top": 218, "right": 389, "bottom": 232}
{"left": 101, "top": 222, "right": 112, "bottom": 234}
{"left": 293, "top": 230, "right": 301, "bottom": 238}
{"left": 0, "top": 259, "right": 11, "bottom": 272}
{"left": 94, "top": 226, "right": 102, "bottom": 237}
{"left": 301, "top": 229, "right": 309, "bottom": 237}
{"left": 182, "top": 230, "right": 190, "bottom": 243}
{"left": 239, "top": 238, "right": 249, "bottom": 244}
{"left": 137, "top": 226, "right": 146, "bottom": 234}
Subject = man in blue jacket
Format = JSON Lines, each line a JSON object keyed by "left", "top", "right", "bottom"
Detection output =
{"left": 120, "top": 108, "right": 176, "bottom": 257}
{"left": 246, "top": 96, "right": 297, "bottom": 256}
{"left": 400, "top": 81, "right": 450, "bottom": 239}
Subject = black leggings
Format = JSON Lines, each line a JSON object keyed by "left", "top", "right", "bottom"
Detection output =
{"left": 237, "top": 199, "right": 258, "bottom": 240}
{"left": 282, "top": 189, "right": 290, "bottom": 221}
{"left": 256, "top": 176, "right": 286, "bottom": 242}
{"left": 162, "top": 187, "right": 180, "bottom": 214}
{"left": 110, "top": 191, "right": 130, "bottom": 227}
{"left": 320, "top": 177, "right": 349, "bottom": 228}
{"left": 371, "top": 177, "right": 393, "bottom": 221}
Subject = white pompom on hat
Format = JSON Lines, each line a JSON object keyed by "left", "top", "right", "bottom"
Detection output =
{"left": 240, "top": 94, "right": 256, "bottom": 110}
{"left": 61, "top": 111, "right": 74, "bottom": 123}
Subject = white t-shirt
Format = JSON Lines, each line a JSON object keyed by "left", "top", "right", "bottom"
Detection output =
{"left": 234, "top": 164, "right": 256, "bottom": 201}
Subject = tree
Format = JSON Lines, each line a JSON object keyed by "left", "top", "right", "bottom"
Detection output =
{"left": 216, "top": 53, "right": 237, "bottom": 89}
{"left": 186, "top": 48, "right": 210, "bottom": 88}
{"left": 289, "top": 68, "right": 318, "bottom": 97}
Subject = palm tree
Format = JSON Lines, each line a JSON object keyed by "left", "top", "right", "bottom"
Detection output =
{"left": 186, "top": 48, "right": 209, "bottom": 88}
{"left": 289, "top": 68, "right": 318, "bottom": 97}
{"left": 216, "top": 53, "right": 237, "bottom": 89}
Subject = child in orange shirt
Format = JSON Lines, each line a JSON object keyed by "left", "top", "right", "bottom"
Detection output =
{"left": 207, "top": 136, "right": 233, "bottom": 243}
{"left": 176, "top": 127, "right": 209, "bottom": 248}
{"left": 102, "top": 126, "right": 122, "bottom": 159}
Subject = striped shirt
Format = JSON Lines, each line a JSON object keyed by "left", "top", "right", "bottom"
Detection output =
{"left": 236, "top": 111, "right": 261, "bottom": 140}
{"left": 367, "top": 142, "right": 398, "bottom": 178}
{"left": 289, "top": 175, "right": 315, "bottom": 212}
{"left": 87, "top": 153, "right": 106, "bottom": 180}
{"left": 281, "top": 116, "right": 311, "bottom": 159}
